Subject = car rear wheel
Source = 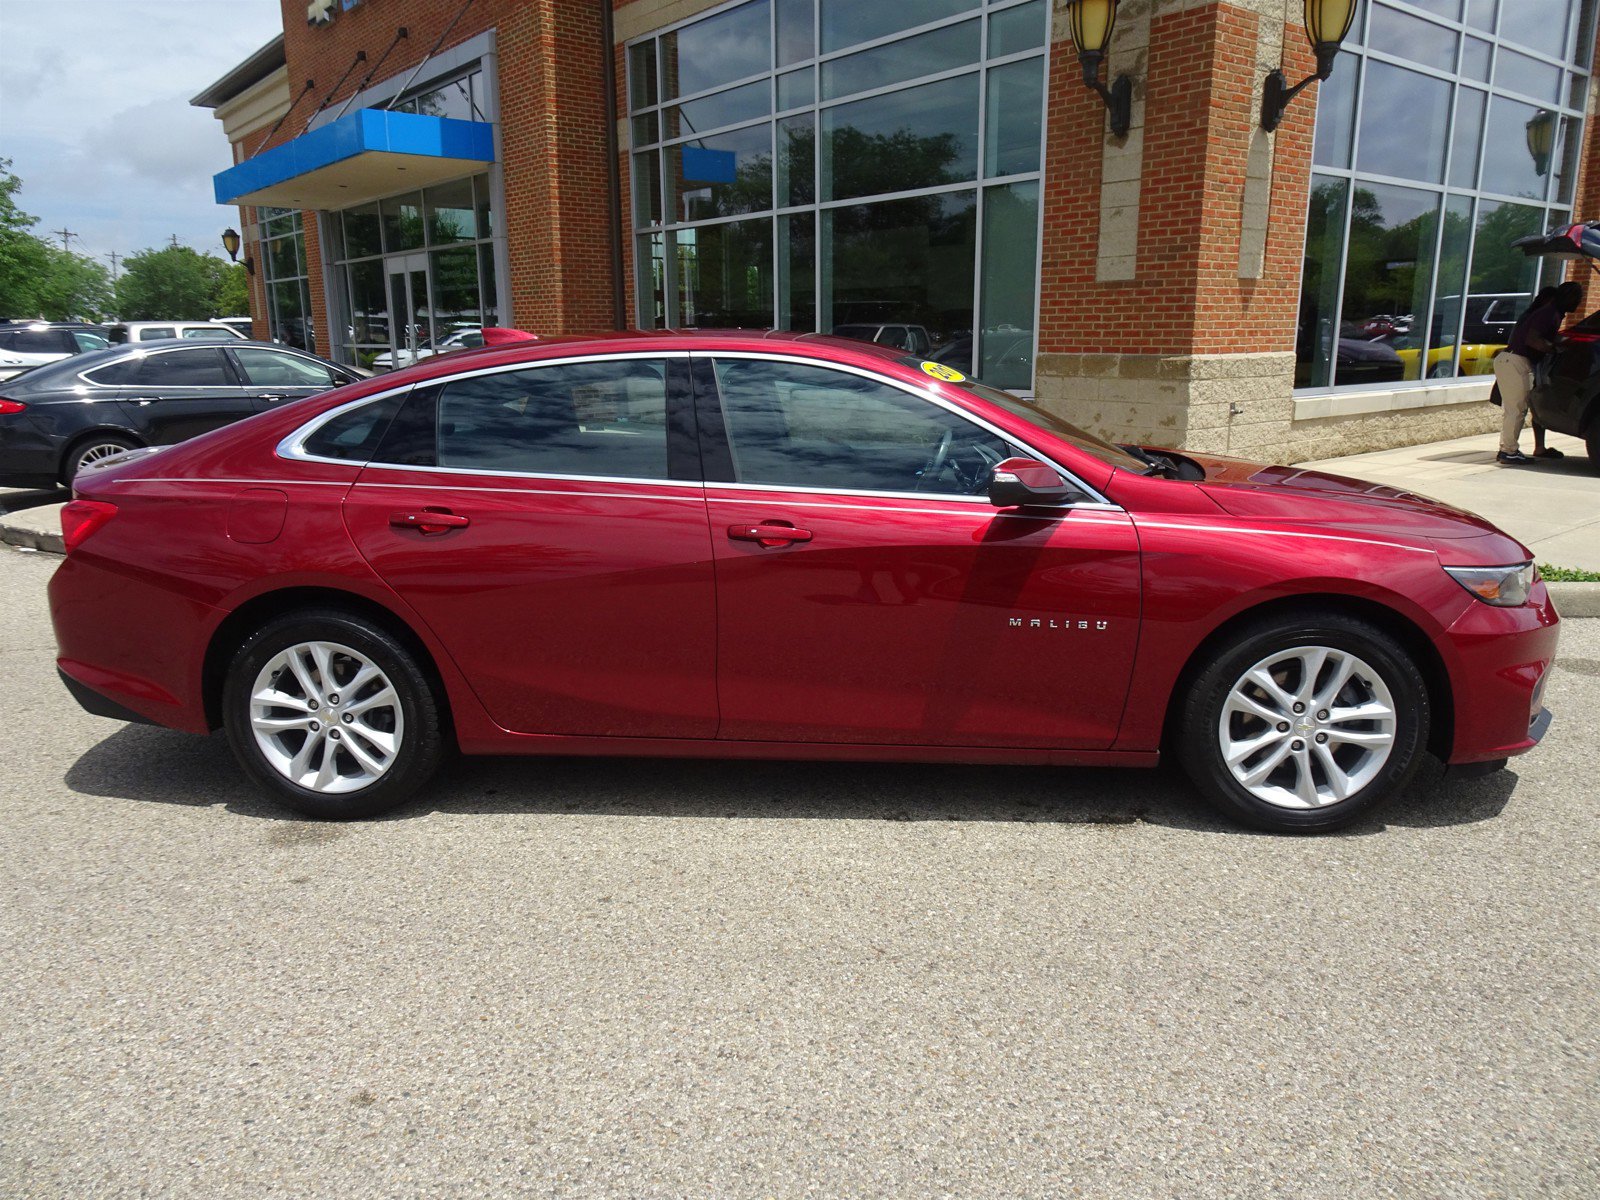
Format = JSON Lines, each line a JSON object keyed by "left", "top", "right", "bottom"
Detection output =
{"left": 1177, "top": 612, "right": 1429, "bottom": 833}
{"left": 223, "top": 609, "right": 444, "bottom": 819}
{"left": 63, "top": 433, "right": 138, "bottom": 484}
{"left": 1586, "top": 424, "right": 1600, "bottom": 475}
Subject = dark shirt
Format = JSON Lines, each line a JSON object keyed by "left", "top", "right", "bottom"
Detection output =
{"left": 1507, "top": 303, "right": 1562, "bottom": 362}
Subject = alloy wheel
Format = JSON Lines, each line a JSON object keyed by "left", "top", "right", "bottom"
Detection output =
{"left": 248, "top": 640, "right": 404, "bottom": 793}
{"left": 1217, "top": 645, "right": 1397, "bottom": 810}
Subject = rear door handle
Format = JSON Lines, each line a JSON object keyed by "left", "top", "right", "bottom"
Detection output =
{"left": 257, "top": 393, "right": 285, "bottom": 402}
{"left": 727, "top": 521, "right": 812, "bottom": 547}
{"left": 390, "top": 509, "right": 471, "bottom": 534}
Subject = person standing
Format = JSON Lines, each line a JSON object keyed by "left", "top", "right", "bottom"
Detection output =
{"left": 1493, "top": 280, "right": 1583, "bottom": 464}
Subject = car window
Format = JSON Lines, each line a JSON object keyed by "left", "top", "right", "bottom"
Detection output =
{"left": 6, "top": 329, "right": 73, "bottom": 354}
{"left": 434, "top": 360, "right": 670, "bottom": 479}
{"left": 72, "top": 331, "right": 109, "bottom": 352}
{"left": 83, "top": 357, "right": 145, "bottom": 385}
{"left": 234, "top": 347, "right": 337, "bottom": 388}
{"left": 712, "top": 358, "right": 1011, "bottom": 496}
{"left": 181, "top": 328, "right": 238, "bottom": 341}
{"left": 302, "top": 393, "right": 407, "bottom": 461}
{"left": 136, "top": 326, "right": 176, "bottom": 341}
{"left": 138, "top": 348, "right": 234, "bottom": 387}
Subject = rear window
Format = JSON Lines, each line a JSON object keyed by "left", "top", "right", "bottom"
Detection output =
{"left": 135, "top": 326, "right": 176, "bottom": 341}
{"left": 181, "top": 327, "right": 239, "bottom": 342}
{"left": 82, "top": 358, "right": 145, "bottom": 385}
{"left": 2, "top": 329, "right": 73, "bottom": 354}
{"left": 302, "top": 393, "right": 406, "bottom": 461}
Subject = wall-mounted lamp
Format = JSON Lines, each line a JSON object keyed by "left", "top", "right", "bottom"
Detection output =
{"left": 220, "top": 227, "right": 256, "bottom": 275}
{"left": 1066, "top": 0, "right": 1132, "bottom": 139}
{"left": 1526, "top": 109, "right": 1556, "bottom": 177}
{"left": 1261, "top": 0, "right": 1360, "bottom": 132}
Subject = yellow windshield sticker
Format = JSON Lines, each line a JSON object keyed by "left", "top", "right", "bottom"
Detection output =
{"left": 920, "top": 361, "right": 966, "bottom": 382}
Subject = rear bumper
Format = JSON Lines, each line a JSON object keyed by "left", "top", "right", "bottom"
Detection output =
{"left": 58, "top": 666, "right": 160, "bottom": 727}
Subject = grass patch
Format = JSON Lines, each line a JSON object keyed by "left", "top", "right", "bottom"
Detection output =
{"left": 1539, "top": 563, "right": 1600, "bottom": 583}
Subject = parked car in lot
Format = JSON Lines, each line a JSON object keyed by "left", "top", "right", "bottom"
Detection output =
{"left": 106, "top": 320, "right": 248, "bottom": 344}
{"left": 0, "top": 339, "right": 363, "bottom": 486}
{"left": 371, "top": 326, "right": 485, "bottom": 371}
{"left": 48, "top": 332, "right": 1558, "bottom": 833}
{"left": 832, "top": 322, "right": 936, "bottom": 356}
{"left": 0, "top": 321, "right": 110, "bottom": 381}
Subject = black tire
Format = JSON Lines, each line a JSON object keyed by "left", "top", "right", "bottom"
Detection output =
{"left": 222, "top": 608, "right": 445, "bottom": 819}
{"left": 1586, "top": 425, "right": 1600, "bottom": 476}
{"left": 62, "top": 433, "right": 138, "bottom": 484}
{"left": 1177, "top": 612, "right": 1429, "bottom": 833}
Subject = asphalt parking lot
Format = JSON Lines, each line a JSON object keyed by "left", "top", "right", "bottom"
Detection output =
{"left": 2, "top": 544, "right": 1597, "bottom": 1199}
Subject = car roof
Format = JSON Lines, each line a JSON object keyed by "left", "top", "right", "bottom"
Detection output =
{"left": 375, "top": 329, "right": 916, "bottom": 384}
{"left": 4, "top": 337, "right": 340, "bottom": 389}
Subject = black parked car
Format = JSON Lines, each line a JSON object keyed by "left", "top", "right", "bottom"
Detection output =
{"left": 0, "top": 340, "right": 363, "bottom": 487}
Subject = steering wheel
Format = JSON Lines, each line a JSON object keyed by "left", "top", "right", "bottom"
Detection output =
{"left": 916, "top": 429, "right": 953, "bottom": 491}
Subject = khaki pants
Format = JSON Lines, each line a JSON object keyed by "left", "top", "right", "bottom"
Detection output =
{"left": 1493, "top": 351, "right": 1534, "bottom": 454}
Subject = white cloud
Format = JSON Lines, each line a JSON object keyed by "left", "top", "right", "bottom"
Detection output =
{"left": 0, "top": 0, "right": 283, "bottom": 264}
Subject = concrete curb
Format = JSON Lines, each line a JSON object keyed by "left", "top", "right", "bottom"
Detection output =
{"left": 1548, "top": 581, "right": 1600, "bottom": 618}
{"left": 5, "top": 501, "right": 1599, "bottom": 615}
{"left": 0, "top": 503, "right": 63, "bottom": 555}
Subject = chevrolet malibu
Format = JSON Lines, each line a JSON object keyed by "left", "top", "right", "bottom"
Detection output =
{"left": 48, "top": 332, "right": 1558, "bottom": 833}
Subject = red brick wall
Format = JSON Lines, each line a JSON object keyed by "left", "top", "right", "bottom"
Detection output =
{"left": 1038, "top": 3, "right": 1319, "bottom": 360}
{"left": 1563, "top": 19, "right": 1600, "bottom": 301}
{"left": 235, "top": 0, "right": 619, "bottom": 349}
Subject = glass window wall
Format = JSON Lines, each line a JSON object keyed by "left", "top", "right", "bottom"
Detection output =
{"left": 257, "top": 207, "right": 315, "bottom": 352}
{"left": 628, "top": 0, "right": 1047, "bottom": 389}
{"left": 1296, "top": 0, "right": 1595, "bottom": 389}
{"left": 330, "top": 175, "right": 499, "bottom": 369}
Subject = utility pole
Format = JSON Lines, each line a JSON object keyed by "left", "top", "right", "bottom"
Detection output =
{"left": 167, "top": 234, "right": 181, "bottom": 249}
{"left": 106, "top": 251, "right": 122, "bottom": 282}
{"left": 53, "top": 227, "right": 78, "bottom": 252}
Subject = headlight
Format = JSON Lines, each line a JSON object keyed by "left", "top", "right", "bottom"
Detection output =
{"left": 1443, "top": 562, "right": 1536, "bottom": 607}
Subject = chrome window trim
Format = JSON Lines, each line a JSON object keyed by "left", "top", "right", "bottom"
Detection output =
{"left": 278, "top": 346, "right": 1116, "bottom": 509}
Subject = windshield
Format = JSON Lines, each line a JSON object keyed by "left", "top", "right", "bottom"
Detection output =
{"left": 914, "top": 365, "right": 1148, "bottom": 473}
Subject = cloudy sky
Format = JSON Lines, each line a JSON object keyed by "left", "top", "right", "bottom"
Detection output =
{"left": 1, "top": 0, "right": 284, "bottom": 269}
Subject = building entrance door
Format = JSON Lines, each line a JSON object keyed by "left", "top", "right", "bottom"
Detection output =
{"left": 386, "top": 253, "right": 431, "bottom": 369}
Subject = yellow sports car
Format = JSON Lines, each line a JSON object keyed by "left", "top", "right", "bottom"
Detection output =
{"left": 1392, "top": 340, "right": 1503, "bottom": 380}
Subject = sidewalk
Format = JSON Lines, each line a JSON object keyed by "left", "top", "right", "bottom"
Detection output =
{"left": 1297, "top": 428, "right": 1600, "bottom": 572}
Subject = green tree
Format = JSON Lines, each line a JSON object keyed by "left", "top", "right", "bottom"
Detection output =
{"left": 215, "top": 263, "right": 250, "bottom": 317}
{"left": 114, "top": 245, "right": 231, "bottom": 320}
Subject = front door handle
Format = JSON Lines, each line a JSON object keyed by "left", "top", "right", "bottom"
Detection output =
{"left": 257, "top": 393, "right": 285, "bottom": 402}
{"left": 391, "top": 508, "right": 470, "bottom": 535}
{"left": 727, "top": 521, "right": 812, "bottom": 547}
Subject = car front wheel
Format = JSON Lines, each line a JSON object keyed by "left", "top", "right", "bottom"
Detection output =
{"left": 222, "top": 609, "right": 444, "bottom": 819}
{"left": 1177, "top": 612, "right": 1429, "bottom": 833}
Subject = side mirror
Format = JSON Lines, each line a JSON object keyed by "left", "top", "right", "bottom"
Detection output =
{"left": 988, "top": 457, "right": 1079, "bottom": 508}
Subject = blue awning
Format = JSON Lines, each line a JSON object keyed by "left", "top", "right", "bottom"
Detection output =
{"left": 214, "top": 109, "right": 495, "bottom": 209}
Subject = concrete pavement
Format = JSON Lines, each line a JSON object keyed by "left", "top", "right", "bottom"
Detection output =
{"left": 1, "top": 545, "right": 1597, "bottom": 1199}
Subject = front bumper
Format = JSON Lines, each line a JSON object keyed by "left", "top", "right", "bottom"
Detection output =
{"left": 1442, "top": 585, "right": 1560, "bottom": 764}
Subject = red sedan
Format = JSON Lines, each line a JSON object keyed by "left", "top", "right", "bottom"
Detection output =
{"left": 48, "top": 332, "right": 1558, "bottom": 832}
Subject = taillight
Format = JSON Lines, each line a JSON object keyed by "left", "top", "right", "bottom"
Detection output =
{"left": 0, "top": 398, "right": 27, "bottom": 415}
{"left": 60, "top": 500, "right": 118, "bottom": 552}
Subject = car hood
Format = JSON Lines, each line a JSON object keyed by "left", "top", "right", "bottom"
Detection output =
{"left": 1185, "top": 453, "right": 1505, "bottom": 541}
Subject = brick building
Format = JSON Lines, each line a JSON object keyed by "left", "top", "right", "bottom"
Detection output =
{"left": 194, "top": 0, "right": 1600, "bottom": 461}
